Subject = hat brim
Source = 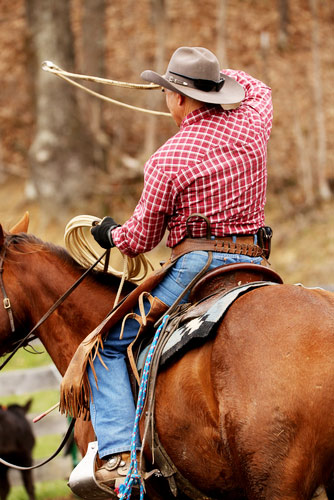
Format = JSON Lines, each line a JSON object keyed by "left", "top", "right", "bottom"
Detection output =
{"left": 141, "top": 70, "right": 245, "bottom": 105}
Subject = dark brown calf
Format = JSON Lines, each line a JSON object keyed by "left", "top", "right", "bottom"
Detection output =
{"left": 0, "top": 400, "right": 35, "bottom": 500}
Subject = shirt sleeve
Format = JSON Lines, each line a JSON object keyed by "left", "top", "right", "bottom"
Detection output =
{"left": 224, "top": 69, "right": 273, "bottom": 140}
{"left": 111, "top": 157, "right": 176, "bottom": 257}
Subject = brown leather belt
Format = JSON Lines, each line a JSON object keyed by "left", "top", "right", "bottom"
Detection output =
{"left": 171, "top": 236, "right": 264, "bottom": 261}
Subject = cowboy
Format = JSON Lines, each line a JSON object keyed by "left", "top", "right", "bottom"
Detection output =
{"left": 89, "top": 46, "right": 273, "bottom": 492}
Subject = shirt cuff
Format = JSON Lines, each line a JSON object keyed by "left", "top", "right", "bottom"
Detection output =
{"left": 108, "top": 225, "right": 120, "bottom": 247}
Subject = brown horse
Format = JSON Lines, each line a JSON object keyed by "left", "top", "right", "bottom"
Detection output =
{"left": 0, "top": 216, "right": 333, "bottom": 500}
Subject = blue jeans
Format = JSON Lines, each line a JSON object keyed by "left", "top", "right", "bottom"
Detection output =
{"left": 87, "top": 251, "right": 262, "bottom": 458}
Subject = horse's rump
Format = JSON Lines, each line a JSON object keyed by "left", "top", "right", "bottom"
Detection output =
{"left": 152, "top": 284, "right": 334, "bottom": 498}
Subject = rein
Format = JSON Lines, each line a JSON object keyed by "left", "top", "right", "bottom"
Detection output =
{"left": 0, "top": 238, "right": 108, "bottom": 370}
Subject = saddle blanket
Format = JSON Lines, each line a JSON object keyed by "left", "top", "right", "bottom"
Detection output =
{"left": 160, "top": 281, "right": 278, "bottom": 367}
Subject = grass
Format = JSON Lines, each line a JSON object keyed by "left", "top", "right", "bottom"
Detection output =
{"left": 34, "top": 434, "right": 66, "bottom": 460}
{"left": 1, "top": 343, "right": 52, "bottom": 371}
{"left": 7, "top": 480, "right": 74, "bottom": 500}
{"left": 0, "top": 389, "right": 60, "bottom": 414}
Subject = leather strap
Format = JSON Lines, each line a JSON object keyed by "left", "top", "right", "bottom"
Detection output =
{"left": 171, "top": 236, "right": 264, "bottom": 261}
{"left": 0, "top": 243, "right": 15, "bottom": 333}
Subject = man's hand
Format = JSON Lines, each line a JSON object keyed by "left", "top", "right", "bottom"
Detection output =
{"left": 91, "top": 216, "right": 120, "bottom": 249}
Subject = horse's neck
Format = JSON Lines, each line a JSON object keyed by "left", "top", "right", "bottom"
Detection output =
{"left": 29, "top": 259, "right": 118, "bottom": 375}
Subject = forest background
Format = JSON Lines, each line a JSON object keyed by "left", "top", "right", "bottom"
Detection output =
{"left": 0, "top": 0, "right": 333, "bottom": 286}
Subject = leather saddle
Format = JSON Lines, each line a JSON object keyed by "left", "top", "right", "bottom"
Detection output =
{"left": 189, "top": 262, "right": 283, "bottom": 303}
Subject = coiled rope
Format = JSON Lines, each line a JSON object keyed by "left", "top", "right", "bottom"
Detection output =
{"left": 64, "top": 215, "right": 154, "bottom": 306}
{"left": 42, "top": 61, "right": 171, "bottom": 117}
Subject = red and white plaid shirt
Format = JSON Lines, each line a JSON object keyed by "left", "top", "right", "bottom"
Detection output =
{"left": 112, "top": 70, "right": 272, "bottom": 257}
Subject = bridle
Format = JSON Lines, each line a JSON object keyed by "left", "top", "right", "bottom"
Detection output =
{"left": 0, "top": 239, "right": 15, "bottom": 335}
{"left": 0, "top": 235, "right": 108, "bottom": 371}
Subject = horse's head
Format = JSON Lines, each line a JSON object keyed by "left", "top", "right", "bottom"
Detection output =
{"left": 0, "top": 213, "right": 134, "bottom": 373}
{"left": 0, "top": 213, "right": 134, "bottom": 361}
{"left": 0, "top": 213, "right": 31, "bottom": 356}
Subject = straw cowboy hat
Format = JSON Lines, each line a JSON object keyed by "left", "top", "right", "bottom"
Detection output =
{"left": 141, "top": 46, "right": 245, "bottom": 106}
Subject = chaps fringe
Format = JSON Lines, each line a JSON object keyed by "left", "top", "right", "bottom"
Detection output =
{"left": 59, "top": 323, "right": 109, "bottom": 420}
{"left": 59, "top": 264, "right": 172, "bottom": 419}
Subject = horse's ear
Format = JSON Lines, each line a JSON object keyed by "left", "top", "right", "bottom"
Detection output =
{"left": 0, "top": 225, "right": 4, "bottom": 247}
{"left": 9, "top": 212, "right": 29, "bottom": 234}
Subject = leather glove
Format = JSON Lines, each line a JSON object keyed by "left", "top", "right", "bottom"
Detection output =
{"left": 91, "top": 216, "right": 120, "bottom": 249}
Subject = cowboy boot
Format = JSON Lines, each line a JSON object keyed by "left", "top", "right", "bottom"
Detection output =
{"left": 95, "top": 451, "right": 141, "bottom": 495}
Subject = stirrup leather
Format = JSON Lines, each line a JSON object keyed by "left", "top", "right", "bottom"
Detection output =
{"left": 127, "top": 292, "right": 168, "bottom": 385}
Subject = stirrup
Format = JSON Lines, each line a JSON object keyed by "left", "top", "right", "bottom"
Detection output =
{"left": 68, "top": 441, "right": 116, "bottom": 499}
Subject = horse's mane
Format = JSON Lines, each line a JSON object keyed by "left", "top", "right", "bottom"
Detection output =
{"left": 6, "top": 232, "right": 135, "bottom": 292}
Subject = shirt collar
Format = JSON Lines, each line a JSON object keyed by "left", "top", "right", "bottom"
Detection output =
{"left": 180, "top": 104, "right": 220, "bottom": 129}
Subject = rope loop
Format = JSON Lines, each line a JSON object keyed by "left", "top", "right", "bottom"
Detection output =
{"left": 42, "top": 61, "right": 172, "bottom": 117}
{"left": 42, "top": 61, "right": 160, "bottom": 90}
{"left": 64, "top": 215, "right": 155, "bottom": 305}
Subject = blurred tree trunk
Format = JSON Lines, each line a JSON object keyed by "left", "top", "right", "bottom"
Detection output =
{"left": 216, "top": 0, "right": 228, "bottom": 67}
{"left": 294, "top": 112, "right": 315, "bottom": 206}
{"left": 25, "top": 0, "right": 100, "bottom": 214}
{"left": 144, "top": 0, "right": 166, "bottom": 157}
{"left": 309, "top": 0, "right": 330, "bottom": 201}
{"left": 80, "top": 0, "right": 108, "bottom": 155}
{"left": 260, "top": 31, "right": 270, "bottom": 84}
{"left": 277, "top": 0, "right": 289, "bottom": 49}
{"left": 0, "top": 135, "right": 4, "bottom": 182}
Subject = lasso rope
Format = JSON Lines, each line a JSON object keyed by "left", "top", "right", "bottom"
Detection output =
{"left": 42, "top": 61, "right": 171, "bottom": 117}
{"left": 64, "top": 215, "right": 154, "bottom": 306}
{"left": 118, "top": 314, "right": 169, "bottom": 500}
